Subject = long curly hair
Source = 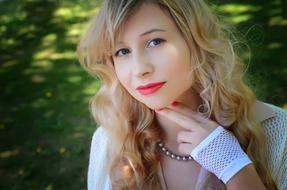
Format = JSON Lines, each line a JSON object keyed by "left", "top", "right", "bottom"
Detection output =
{"left": 77, "top": 0, "right": 277, "bottom": 189}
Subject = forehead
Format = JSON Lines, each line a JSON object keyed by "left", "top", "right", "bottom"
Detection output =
{"left": 116, "top": 3, "right": 178, "bottom": 41}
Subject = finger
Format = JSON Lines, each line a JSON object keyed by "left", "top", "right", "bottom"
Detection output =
{"left": 156, "top": 108, "right": 199, "bottom": 131}
{"left": 167, "top": 102, "right": 210, "bottom": 124}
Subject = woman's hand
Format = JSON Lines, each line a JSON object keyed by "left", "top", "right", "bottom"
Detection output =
{"left": 155, "top": 101, "right": 253, "bottom": 184}
{"left": 155, "top": 101, "right": 218, "bottom": 155}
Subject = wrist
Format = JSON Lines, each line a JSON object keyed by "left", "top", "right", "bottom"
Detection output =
{"left": 190, "top": 126, "right": 252, "bottom": 184}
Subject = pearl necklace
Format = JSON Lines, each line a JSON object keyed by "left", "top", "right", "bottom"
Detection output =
{"left": 157, "top": 140, "right": 194, "bottom": 161}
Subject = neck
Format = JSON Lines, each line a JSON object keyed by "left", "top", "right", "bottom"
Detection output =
{"left": 154, "top": 88, "right": 202, "bottom": 154}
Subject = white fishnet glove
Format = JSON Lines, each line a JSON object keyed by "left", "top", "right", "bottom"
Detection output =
{"left": 190, "top": 126, "right": 252, "bottom": 184}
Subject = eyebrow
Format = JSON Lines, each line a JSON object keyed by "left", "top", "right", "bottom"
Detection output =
{"left": 140, "top": 28, "right": 166, "bottom": 36}
{"left": 116, "top": 28, "right": 166, "bottom": 45}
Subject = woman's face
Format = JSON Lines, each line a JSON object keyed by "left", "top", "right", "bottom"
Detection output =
{"left": 112, "top": 3, "right": 194, "bottom": 109}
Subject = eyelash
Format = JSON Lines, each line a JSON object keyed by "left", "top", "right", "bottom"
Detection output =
{"left": 114, "top": 38, "right": 165, "bottom": 57}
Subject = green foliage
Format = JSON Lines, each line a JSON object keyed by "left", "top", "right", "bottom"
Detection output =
{"left": 211, "top": 0, "right": 287, "bottom": 106}
{"left": 0, "top": 0, "right": 101, "bottom": 189}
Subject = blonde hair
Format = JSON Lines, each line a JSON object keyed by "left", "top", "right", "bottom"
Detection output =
{"left": 77, "top": 0, "right": 277, "bottom": 189}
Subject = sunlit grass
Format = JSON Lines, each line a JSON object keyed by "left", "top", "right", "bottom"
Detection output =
{"left": 42, "top": 33, "right": 57, "bottom": 46}
{"left": 82, "top": 80, "right": 100, "bottom": 95}
{"left": 54, "top": 5, "right": 99, "bottom": 19}
{"left": 5, "top": 38, "right": 16, "bottom": 45}
{"left": 2, "top": 60, "right": 18, "bottom": 68}
{"left": 217, "top": 4, "right": 261, "bottom": 13}
{"left": 214, "top": 3, "right": 261, "bottom": 24}
{"left": 269, "top": 16, "right": 287, "bottom": 26}
{"left": 18, "top": 24, "right": 37, "bottom": 35}
{"left": 0, "top": 11, "right": 27, "bottom": 23}
{"left": 67, "top": 26, "right": 84, "bottom": 37}
{"left": 67, "top": 76, "right": 82, "bottom": 83}
{"left": 268, "top": 8, "right": 282, "bottom": 15}
{"left": 31, "top": 98, "right": 49, "bottom": 109}
{"left": 33, "top": 49, "right": 76, "bottom": 61}
{"left": 33, "top": 48, "right": 54, "bottom": 60}
{"left": 31, "top": 60, "right": 54, "bottom": 68}
{"left": 0, "top": 149, "right": 20, "bottom": 159}
{"left": 31, "top": 73, "right": 46, "bottom": 83}
{"left": 268, "top": 42, "right": 283, "bottom": 49}
{"left": 49, "top": 51, "right": 76, "bottom": 60}
{"left": 43, "top": 109, "right": 55, "bottom": 118}
{"left": 23, "top": 66, "right": 51, "bottom": 75}
{"left": 229, "top": 15, "right": 252, "bottom": 23}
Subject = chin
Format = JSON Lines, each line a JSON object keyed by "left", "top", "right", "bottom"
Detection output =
{"left": 142, "top": 98, "right": 172, "bottom": 110}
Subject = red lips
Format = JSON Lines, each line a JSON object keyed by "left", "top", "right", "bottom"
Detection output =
{"left": 136, "top": 82, "right": 166, "bottom": 95}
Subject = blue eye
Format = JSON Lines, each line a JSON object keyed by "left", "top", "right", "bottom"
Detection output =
{"left": 114, "top": 48, "right": 130, "bottom": 57}
{"left": 114, "top": 38, "right": 165, "bottom": 57}
{"left": 147, "top": 38, "right": 165, "bottom": 47}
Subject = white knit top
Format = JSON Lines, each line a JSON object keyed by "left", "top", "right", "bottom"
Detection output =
{"left": 87, "top": 102, "right": 287, "bottom": 190}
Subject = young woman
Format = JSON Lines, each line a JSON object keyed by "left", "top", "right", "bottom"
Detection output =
{"left": 77, "top": 0, "right": 287, "bottom": 189}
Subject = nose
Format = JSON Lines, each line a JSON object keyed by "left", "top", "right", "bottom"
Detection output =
{"left": 132, "top": 52, "right": 154, "bottom": 78}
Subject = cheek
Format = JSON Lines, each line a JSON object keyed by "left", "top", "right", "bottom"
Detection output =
{"left": 115, "top": 68, "right": 148, "bottom": 105}
{"left": 115, "top": 66, "right": 129, "bottom": 87}
{"left": 115, "top": 66, "right": 138, "bottom": 98}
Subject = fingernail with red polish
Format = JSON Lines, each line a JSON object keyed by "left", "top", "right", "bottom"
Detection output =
{"left": 171, "top": 101, "right": 178, "bottom": 106}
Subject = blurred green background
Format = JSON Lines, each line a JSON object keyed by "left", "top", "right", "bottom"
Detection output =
{"left": 0, "top": 0, "right": 286, "bottom": 190}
